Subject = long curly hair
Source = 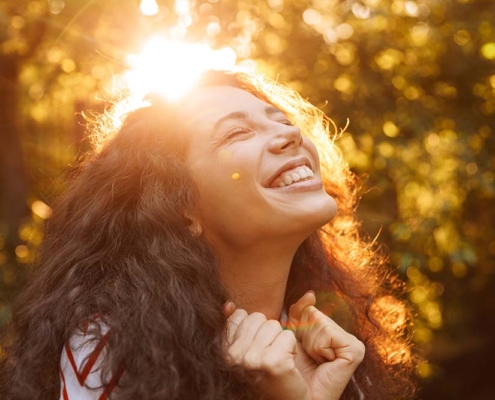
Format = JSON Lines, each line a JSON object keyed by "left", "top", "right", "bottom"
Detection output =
{"left": 0, "top": 70, "right": 418, "bottom": 399}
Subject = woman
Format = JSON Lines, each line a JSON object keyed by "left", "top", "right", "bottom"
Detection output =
{"left": 0, "top": 70, "right": 418, "bottom": 399}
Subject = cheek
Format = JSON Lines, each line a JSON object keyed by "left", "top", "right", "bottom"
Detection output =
{"left": 303, "top": 137, "right": 321, "bottom": 166}
{"left": 216, "top": 149, "right": 246, "bottom": 180}
{"left": 190, "top": 149, "right": 257, "bottom": 209}
{"left": 192, "top": 172, "right": 257, "bottom": 242}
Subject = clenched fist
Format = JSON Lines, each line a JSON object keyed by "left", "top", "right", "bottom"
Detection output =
{"left": 287, "top": 291, "right": 365, "bottom": 400}
{"left": 223, "top": 301, "right": 311, "bottom": 400}
{"left": 223, "top": 291, "right": 365, "bottom": 400}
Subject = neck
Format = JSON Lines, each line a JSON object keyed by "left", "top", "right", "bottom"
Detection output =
{"left": 215, "top": 240, "right": 300, "bottom": 320}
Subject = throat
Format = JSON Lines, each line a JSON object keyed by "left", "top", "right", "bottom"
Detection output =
{"left": 231, "top": 280, "right": 287, "bottom": 320}
{"left": 217, "top": 248, "right": 296, "bottom": 320}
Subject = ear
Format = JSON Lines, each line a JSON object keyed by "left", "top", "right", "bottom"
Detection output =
{"left": 184, "top": 213, "right": 203, "bottom": 237}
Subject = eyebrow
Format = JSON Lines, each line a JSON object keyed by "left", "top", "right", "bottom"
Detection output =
{"left": 212, "top": 106, "right": 286, "bottom": 133}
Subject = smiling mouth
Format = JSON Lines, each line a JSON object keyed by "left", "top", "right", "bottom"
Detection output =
{"left": 268, "top": 165, "right": 315, "bottom": 188}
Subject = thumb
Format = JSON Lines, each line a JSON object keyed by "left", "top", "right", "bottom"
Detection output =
{"left": 287, "top": 290, "right": 316, "bottom": 335}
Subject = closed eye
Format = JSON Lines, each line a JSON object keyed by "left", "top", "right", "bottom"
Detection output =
{"left": 225, "top": 127, "right": 252, "bottom": 140}
{"left": 279, "top": 119, "right": 293, "bottom": 126}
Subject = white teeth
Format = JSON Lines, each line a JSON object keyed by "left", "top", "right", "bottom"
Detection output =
{"left": 297, "top": 167, "right": 308, "bottom": 179}
{"left": 283, "top": 175, "right": 293, "bottom": 185}
{"left": 271, "top": 165, "right": 314, "bottom": 188}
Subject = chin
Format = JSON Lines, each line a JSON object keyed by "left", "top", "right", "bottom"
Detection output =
{"left": 293, "top": 195, "right": 338, "bottom": 236}
{"left": 312, "top": 195, "right": 338, "bottom": 226}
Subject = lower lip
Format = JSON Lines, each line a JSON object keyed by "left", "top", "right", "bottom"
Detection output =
{"left": 267, "top": 178, "right": 323, "bottom": 192}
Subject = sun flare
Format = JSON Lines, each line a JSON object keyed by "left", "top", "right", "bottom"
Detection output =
{"left": 123, "top": 36, "right": 237, "bottom": 101}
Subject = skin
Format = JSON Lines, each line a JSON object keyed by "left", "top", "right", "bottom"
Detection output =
{"left": 224, "top": 293, "right": 365, "bottom": 400}
{"left": 181, "top": 86, "right": 364, "bottom": 399}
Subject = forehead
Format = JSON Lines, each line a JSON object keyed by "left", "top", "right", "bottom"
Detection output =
{"left": 179, "top": 86, "right": 270, "bottom": 130}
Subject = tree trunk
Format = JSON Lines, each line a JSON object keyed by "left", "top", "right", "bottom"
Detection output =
{"left": 0, "top": 54, "right": 29, "bottom": 279}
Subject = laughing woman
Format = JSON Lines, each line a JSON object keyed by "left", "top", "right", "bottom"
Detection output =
{"left": 0, "top": 70, "right": 418, "bottom": 399}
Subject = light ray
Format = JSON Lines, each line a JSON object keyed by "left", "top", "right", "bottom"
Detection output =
{"left": 140, "top": 0, "right": 159, "bottom": 16}
{"left": 123, "top": 36, "right": 237, "bottom": 101}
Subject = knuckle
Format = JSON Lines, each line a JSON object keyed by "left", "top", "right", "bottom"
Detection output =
{"left": 309, "top": 305, "right": 321, "bottom": 316}
{"left": 237, "top": 309, "right": 249, "bottom": 318}
{"left": 261, "top": 354, "right": 291, "bottom": 375}
{"left": 280, "top": 329, "right": 296, "bottom": 342}
{"left": 242, "top": 352, "right": 260, "bottom": 369}
{"left": 322, "top": 325, "right": 333, "bottom": 335}
{"left": 303, "top": 305, "right": 316, "bottom": 317}
{"left": 250, "top": 312, "right": 267, "bottom": 323}
{"left": 356, "top": 340, "right": 366, "bottom": 358}
{"left": 348, "top": 339, "right": 366, "bottom": 364}
{"left": 226, "top": 346, "right": 243, "bottom": 365}
{"left": 264, "top": 319, "right": 282, "bottom": 331}
{"left": 230, "top": 309, "right": 248, "bottom": 322}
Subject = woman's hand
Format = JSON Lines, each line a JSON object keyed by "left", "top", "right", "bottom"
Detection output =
{"left": 223, "top": 301, "right": 311, "bottom": 400}
{"left": 287, "top": 291, "right": 366, "bottom": 400}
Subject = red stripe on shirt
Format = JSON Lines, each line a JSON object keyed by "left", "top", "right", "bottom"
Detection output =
{"left": 59, "top": 366, "right": 69, "bottom": 400}
{"left": 65, "top": 329, "right": 111, "bottom": 386}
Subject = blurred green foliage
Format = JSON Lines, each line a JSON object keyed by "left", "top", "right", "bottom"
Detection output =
{"left": 1, "top": 0, "right": 494, "bottom": 398}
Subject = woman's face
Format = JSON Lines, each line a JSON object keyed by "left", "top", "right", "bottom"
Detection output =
{"left": 180, "top": 86, "right": 337, "bottom": 249}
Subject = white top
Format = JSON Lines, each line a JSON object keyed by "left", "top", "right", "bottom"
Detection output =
{"left": 59, "top": 322, "right": 113, "bottom": 400}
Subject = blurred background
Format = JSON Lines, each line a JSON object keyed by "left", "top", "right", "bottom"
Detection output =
{"left": 0, "top": 0, "right": 494, "bottom": 398}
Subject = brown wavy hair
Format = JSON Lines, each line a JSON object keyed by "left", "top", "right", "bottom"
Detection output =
{"left": 0, "top": 70, "right": 418, "bottom": 399}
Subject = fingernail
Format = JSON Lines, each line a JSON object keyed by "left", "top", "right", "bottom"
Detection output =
{"left": 306, "top": 290, "right": 315, "bottom": 296}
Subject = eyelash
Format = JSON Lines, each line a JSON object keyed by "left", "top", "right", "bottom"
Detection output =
{"left": 225, "top": 120, "right": 293, "bottom": 139}
{"left": 225, "top": 127, "right": 251, "bottom": 139}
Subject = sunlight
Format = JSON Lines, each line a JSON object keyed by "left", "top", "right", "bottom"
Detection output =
{"left": 140, "top": 0, "right": 159, "bottom": 16}
{"left": 123, "top": 36, "right": 237, "bottom": 101}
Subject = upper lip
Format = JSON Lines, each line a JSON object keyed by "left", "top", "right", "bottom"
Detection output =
{"left": 264, "top": 156, "right": 313, "bottom": 188}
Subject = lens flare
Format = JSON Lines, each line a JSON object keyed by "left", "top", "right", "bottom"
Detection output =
{"left": 123, "top": 36, "right": 237, "bottom": 101}
{"left": 140, "top": 0, "right": 159, "bottom": 16}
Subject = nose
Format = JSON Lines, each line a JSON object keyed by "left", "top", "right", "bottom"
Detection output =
{"left": 268, "top": 124, "right": 303, "bottom": 153}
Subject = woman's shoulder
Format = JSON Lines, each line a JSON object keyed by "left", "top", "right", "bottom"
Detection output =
{"left": 59, "top": 319, "right": 121, "bottom": 400}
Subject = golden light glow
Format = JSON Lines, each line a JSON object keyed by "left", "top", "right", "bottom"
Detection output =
{"left": 15, "top": 245, "right": 28, "bottom": 258}
{"left": 123, "top": 36, "right": 237, "bottom": 100}
{"left": 31, "top": 200, "right": 52, "bottom": 219}
{"left": 140, "top": 0, "right": 159, "bottom": 16}
{"left": 481, "top": 42, "right": 495, "bottom": 60}
{"left": 383, "top": 121, "right": 400, "bottom": 137}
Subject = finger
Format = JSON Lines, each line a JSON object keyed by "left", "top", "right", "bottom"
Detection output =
{"left": 287, "top": 291, "right": 316, "bottom": 332}
{"left": 228, "top": 312, "right": 269, "bottom": 366}
{"left": 270, "top": 329, "right": 298, "bottom": 358}
{"left": 298, "top": 306, "right": 329, "bottom": 364}
{"left": 311, "top": 325, "right": 336, "bottom": 363}
{"left": 321, "top": 328, "right": 365, "bottom": 364}
{"left": 302, "top": 307, "right": 361, "bottom": 363}
{"left": 303, "top": 307, "right": 340, "bottom": 362}
{"left": 242, "top": 320, "right": 286, "bottom": 369}
{"left": 291, "top": 303, "right": 318, "bottom": 341}
{"left": 252, "top": 319, "right": 284, "bottom": 348}
{"left": 231, "top": 312, "right": 267, "bottom": 349}
{"left": 261, "top": 330, "right": 298, "bottom": 375}
{"left": 226, "top": 308, "right": 248, "bottom": 345}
